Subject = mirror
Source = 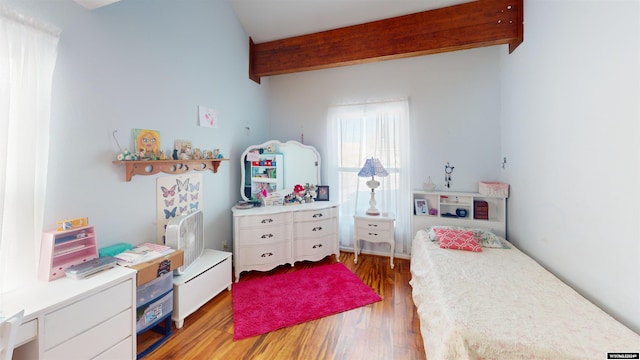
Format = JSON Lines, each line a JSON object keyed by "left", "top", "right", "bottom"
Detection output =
{"left": 240, "top": 140, "right": 321, "bottom": 202}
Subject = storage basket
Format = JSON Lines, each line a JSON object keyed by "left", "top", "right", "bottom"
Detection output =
{"left": 479, "top": 182, "right": 509, "bottom": 198}
{"left": 422, "top": 177, "right": 436, "bottom": 192}
{"left": 474, "top": 200, "right": 489, "bottom": 220}
{"left": 137, "top": 291, "right": 173, "bottom": 332}
{"left": 136, "top": 271, "right": 173, "bottom": 307}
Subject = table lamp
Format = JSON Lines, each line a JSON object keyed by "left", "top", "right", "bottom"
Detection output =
{"left": 357, "top": 157, "right": 389, "bottom": 216}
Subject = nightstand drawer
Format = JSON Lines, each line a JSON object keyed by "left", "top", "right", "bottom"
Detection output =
{"left": 355, "top": 229, "right": 392, "bottom": 243}
{"left": 355, "top": 219, "right": 391, "bottom": 231}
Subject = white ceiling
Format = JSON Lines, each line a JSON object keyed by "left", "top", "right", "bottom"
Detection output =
{"left": 74, "top": 0, "right": 120, "bottom": 10}
{"left": 228, "top": 0, "right": 470, "bottom": 43}
{"left": 73, "top": 0, "right": 469, "bottom": 44}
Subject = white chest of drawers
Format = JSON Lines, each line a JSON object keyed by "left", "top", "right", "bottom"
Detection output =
{"left": 232, "top": 202, "right": 340, "bottom": 282}
{"left": 5, "top": 266, "right": 137, "bottom": 360}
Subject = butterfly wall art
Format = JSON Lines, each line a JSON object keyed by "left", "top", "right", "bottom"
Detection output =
{"left": 156, "top": 173, "right": 203, "bottom": 244}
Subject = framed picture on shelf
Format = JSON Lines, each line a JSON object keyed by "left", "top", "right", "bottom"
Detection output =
{"left": 316, "top": 185, "right": 330, "bottom": 201}
{"left": 415, "top": 199, "right": 429, "bottom": 215}
{"left": 133, "top": 129, "right": 161, "bottom": 158}
{"left": 174, "top": 139, "right": 193, "bottom": 157}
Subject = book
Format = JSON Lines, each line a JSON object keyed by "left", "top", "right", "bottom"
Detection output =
{"left": 115, "top": 246, "right": 163, "bottom": 266}
{"left": 137, "top": 242, "right": 175, "bottom": 255}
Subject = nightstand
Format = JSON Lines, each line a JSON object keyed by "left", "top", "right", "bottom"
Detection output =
{"left": 353, "top": 213, "right": 395, "bottom": 269}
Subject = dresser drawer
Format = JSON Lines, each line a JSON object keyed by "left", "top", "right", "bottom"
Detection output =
{"left": 94, "top": 336, "right": 134, "bottom": 360}
{"left": 293, "top": 207, "right": 335, "bottom": 222}
{"left": 355, "top": 218, "right": 392, "bottom": 232}
{"left": 294, "top": 218, "right": 333, "bottom": 238}
{"left": 294, "top": 235, "right": 335, "bottom": 258}
{"left": 237, "top": 212, "right": 291, "bottom": 228}
{"left": 44, "top": 279, "right": 133, "bottom": 350}
{"left": 238, "top": 241, "right": 291, "bottom": 266}
{"left": 45, "top": 309, "right": 133, "bottom": 360}
{"left": 238, "top": 224, "right": 289, "bottom": 245}
{"left": 15, "top": 318, "right": 37, "bottom": 347}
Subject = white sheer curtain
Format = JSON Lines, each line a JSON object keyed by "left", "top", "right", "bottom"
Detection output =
{"left": 0, "top": 6, "right": 60, "bottom": 293}
{"left": 326, "top": 99, "right": 412, "bottom": 256}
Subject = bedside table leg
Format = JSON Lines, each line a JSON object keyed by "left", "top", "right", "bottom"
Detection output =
{"left": 354, "top": 238, "right": 359, "bottom": 264}
{"left": 389, "top": 239, "right": 395, "bottom": 269}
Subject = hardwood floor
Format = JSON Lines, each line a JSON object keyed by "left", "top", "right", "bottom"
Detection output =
{"left": 138, "top": 252, "right": 426, "bottom": 360}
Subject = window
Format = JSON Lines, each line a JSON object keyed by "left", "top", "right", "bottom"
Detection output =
{"left": 0, "top": 6, "right": 60, "bottom": 293}
{"left": 326, "top": 99, "right": 412, "bottom": 255}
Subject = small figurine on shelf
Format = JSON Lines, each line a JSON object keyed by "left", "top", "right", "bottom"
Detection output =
{"left": 116, "top": 148, "right": 132, "bottom": 161}
{"left": 180, "top": 148, "right": 192, "bottom": 160}
{"left": 172, "top": 149, "right": 179, "bottom": 160}
{"left": 193, "top": 148, "right": 202, "bottom": 160}
{"left": 158, "top": 150, "right": 167, "bottom": 160}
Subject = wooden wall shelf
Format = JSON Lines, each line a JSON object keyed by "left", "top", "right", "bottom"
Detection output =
{"left": 112, "top": 159, "right": 228, "bottom": 181}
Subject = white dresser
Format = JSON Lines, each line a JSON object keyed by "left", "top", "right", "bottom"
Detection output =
{"left": 4, "top": 266, "right": 137, "bottom": 360}
{"left": 232, "top": 202, "right": 340, "bottom": 282}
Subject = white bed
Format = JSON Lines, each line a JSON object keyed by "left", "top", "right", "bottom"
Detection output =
{"left": 410, "top": 228, "right": 640, "bottom": 360}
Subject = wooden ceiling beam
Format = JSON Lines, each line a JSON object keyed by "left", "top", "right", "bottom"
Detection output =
{"left": 249, "top": 0, "right": 523, "bottom": 83}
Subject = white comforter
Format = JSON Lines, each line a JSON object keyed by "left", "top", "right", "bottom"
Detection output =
{"left": 410, "top": 229, "right": 640, "bottom": 360}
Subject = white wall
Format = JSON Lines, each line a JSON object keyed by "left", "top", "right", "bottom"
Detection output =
{"left": 268, "top": 46, "right": 504, "bottom": 199}
{"left": 500, "top": 1, "right": 640, "bottom": 333}
{"left": 4, "top": 0, "right": 271, "bottom": 250}
{"left": 8, "top": 0, "right": 638, "bottom": 336}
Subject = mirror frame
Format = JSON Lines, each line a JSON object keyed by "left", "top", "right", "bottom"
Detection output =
{"left": 240, "top": 140, "right": 321, "bottom": 202}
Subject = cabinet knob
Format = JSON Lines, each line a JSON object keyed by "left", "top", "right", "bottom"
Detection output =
{"left": 368, "top": 232, "right": 379, "bottom": 236}
{"left": 260, "top": 252, "right": 273, "bottom": 257}
{"left": 312, "top": 213, "right": 323, "bottom": 218}
{"left": 312, "top": 244, "right": 323, "bottom": 249}
{"left": 261, "top": 218, "right": 274, "bottom": 223}
{"left": 367, "top": 223, "right": 378, "bottom": 227}
{"left": 312, "top": 226, "right": 323, "bottom": 232}
{"left": 261, "top": 234, "right": 274, "bottom": 239}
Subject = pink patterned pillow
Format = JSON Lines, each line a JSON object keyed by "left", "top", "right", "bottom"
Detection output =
{"left": 435, "top": 228, "right": 482, "bottom": 252}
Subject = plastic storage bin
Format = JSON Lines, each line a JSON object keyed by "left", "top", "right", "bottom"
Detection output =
{"left": 136, "top": 271, "right": 172, "bottom": 307}
{"left": 136, "top": 291, "right": 173, "bottom": 332}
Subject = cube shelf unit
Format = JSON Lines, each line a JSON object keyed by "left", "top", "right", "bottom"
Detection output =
{"left": 39, "top": 225, "right": 99, "bottom": 281}
{"left": 411, "top": 190, "right": 507, "bottom": 239}
{"left": 243, "top": 153, "right": 283, "bottom": 200}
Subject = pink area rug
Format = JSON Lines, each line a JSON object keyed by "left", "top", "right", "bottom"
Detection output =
{"left": 232, "top": 262, "right": 381, "bottom": 340}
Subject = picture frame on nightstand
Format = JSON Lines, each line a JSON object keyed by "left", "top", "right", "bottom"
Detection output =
{"left": 415, "top": 199, "right": 428, "bottom": 215}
